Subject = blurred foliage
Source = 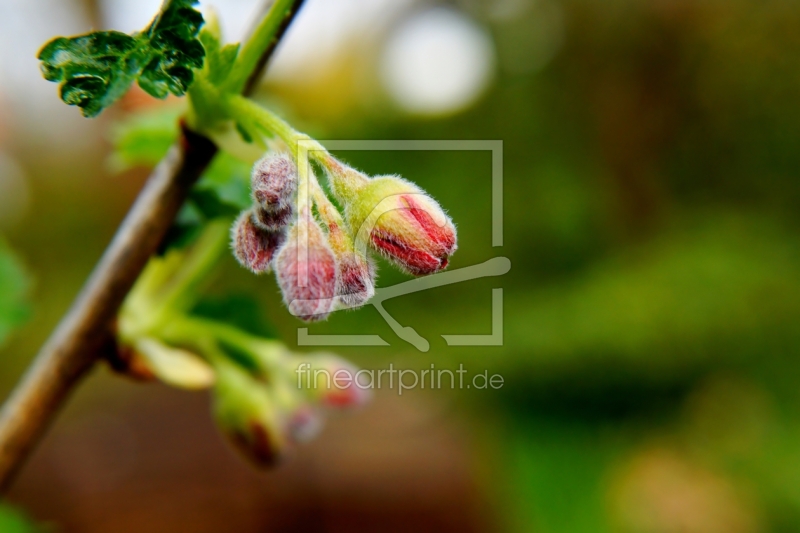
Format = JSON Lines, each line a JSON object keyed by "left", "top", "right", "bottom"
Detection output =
{"left": 0, "top": 503, "right": 42, "bottom": 533}
{"left": 0, "top": 239, "right": 30, "bottom": 348}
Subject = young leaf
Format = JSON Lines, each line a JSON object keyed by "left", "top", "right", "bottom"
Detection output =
{"left": 111, "top": 106, "right": 251, "bottom": 214}
{"left": 38, "top": 0, "right": 206, "bottom": 117}
{"left": 197, "top": 14, "right": 240, "bottom": 86}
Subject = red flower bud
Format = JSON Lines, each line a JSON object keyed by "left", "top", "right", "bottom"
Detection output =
{"left": 274, "top": 215, "right": 337, "bottom": 321}
{"left": 231, "top": 210, "right": 286, "bottom": 274}
{"left": 347, "top": 176, "right": 457, "bottom": 276}
{"left": 251, "top": 154, "right": 297, "bottom": 212}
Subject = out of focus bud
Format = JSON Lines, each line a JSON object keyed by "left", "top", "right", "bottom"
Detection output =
{"left": 274, "top": 215, "right": 337, "bottom": 321}
{"left": 286, "top": 405, "right": 323, "bottom": 443}
{"left": 251, "top": 153, "right": 296, "bottom": 212}
{"left": 293, "top": 353, "right": 372, "bottom": 408}
{"left": 231, "top": 210, "right": 285, "bottom": 274}
{"left": 115, "top": 337, "right": 215, "bottom": 390}
{"left": 213, "top": 361, "right": 286, "bottom": 467}
{"left": 345, "top": 176, "right": 457, "bottom": 276}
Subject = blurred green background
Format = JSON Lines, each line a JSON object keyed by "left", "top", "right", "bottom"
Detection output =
{"left": 1, "top": 0, "right": 800, "bottom": 531}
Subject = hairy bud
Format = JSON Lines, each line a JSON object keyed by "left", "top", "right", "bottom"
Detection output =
{"left": 274, "top": 215, "right": 337, "bottom": 321}
{"left": 251, "top": 153, "right": 297, "bottom": 212}
{"left": 231, "top": 210, "right": 286, "bottom": 274}
{"left": 346, "top": 176, "right": 457, "bottom": 276}
{"left": 335, "top": 251, "right": 376, "bottom": 310}
{"left": 252, "top": 204, "right": 293, "bottom": 232}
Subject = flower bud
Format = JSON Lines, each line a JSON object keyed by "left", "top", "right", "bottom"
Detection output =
{"left": 293, "top": 353, "right": 372, "bottom": 408}
{"left": 213, "top": 361, "right": 287, "bottom": 467}
{"left": 286, "top": 405, "right": 323, "bottom": 443}
{"left": 252, "top": 204, "right": 293, "bottom": 232}
{"left": 274, "top": 215, "right": 337, "bottom": 321}
{"left": 335, "top": 251, "right": 376, "bottom": 310}
{"left": 115, "top": 337, "right": 215, "bottom": 390}
{"left": 345, "top": 176, "right": 457, "bottom": 276}
{"left": 251, "top": 153, "right": 296, "bottom": 212}
{"left": 231, "top": 210, "right": 285, "bottom": 274}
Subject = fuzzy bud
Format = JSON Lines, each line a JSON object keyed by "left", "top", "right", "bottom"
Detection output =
{"left": 252, "top": 204, "right": 293, "bottom": 232}
{"left": 251, "top": 153, "right": 297, "bottom": 212}
{"left": 335, "top": 251, "right": 376, "bottom": 310}
{"left": 274, "top": 215, "right": 337, "bottom": 321}
{"left": 231, "top": 210, "right": 286, "bottom": 274}
{"left": 345, "top": 176, "right": 457, "bottom": 276}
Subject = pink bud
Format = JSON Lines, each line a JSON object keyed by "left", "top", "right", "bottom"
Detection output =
{"left": 231, "top": 210, "right": 285, "bottom": 274}
{"left": 335, "top": 251, "right": 376, "bottom": 310}
{"left": 274, "top": 215, "right": 337, "bottom": 321}
{"left": 347, "top": 177, "right": 457, "bottom": 276}
{"left": 251, "top": 154, "right": 297, "bottom": 212}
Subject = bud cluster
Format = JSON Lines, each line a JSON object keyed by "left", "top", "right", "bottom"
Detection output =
{"left": 231, "top": 149, "right": 458, "bottom": 322}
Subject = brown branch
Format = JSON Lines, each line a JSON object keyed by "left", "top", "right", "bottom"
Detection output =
{"left": 0, "top": 0, "right": 306, "bottom": 493}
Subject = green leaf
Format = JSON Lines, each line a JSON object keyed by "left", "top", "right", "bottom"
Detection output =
{"left": 109, "top": 105, "right": 182, "bottom": 170}
{"left": 0, "top": 238, "right": 31, "bottom": 348}
{"left": 111, "top": 106, "right": 252, "bottom": 217}
{"left": 38, "top": 0, "right": 206, "bottom": 117}
{"left": 194, "top": 152, "right": 252, "bottom": 213}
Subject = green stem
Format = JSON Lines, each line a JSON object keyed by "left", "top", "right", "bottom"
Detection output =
{"left": 159, "top": 314, "right": 285, "bottom": 372}
{"left": 155, "top": 219, "right": 230, "bottom": 316}
{"left": 223, "top": 93, "right": 307, "bottom": 154}
{"left": 120, "top": 219, "right": 230, "bottom": 339}
{"left": 224, "top": 0, "right": 304, "bottom": 96}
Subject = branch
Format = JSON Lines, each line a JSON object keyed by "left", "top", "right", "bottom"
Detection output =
{"left": 0, "top": 0, "right": 306, "bottom": 493}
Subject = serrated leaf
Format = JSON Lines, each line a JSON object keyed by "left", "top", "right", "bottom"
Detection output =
{"left": 38, "top": 0, "right": 206, "bottom": 117}
{"left": 0, "top": 238, "right": 31, "bottom": 347}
